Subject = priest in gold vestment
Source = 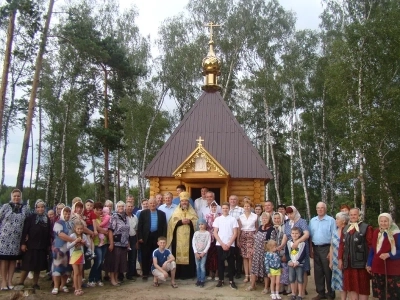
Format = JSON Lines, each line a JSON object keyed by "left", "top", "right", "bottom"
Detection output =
{"left": 167, "top": 191, "right": 198, "bottom": 279}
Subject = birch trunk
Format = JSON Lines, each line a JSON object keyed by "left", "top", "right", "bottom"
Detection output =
{"left": 292, "top": 84, "right": 310, "bottom": 220}
{"left": 269, "top": 143, "right": 281, "bottom": 204}
{"left": 378, "top": 145, "right": 396, "bottom": 221}
{"left": 92, "top": 154, "right": 97, "bottom": 201}
{"left": 139, "top": 87, "right": 168, "bottom": 198}
{"left": 328, "top": 141, "right": 336, "bottom": 215}
{"left": 64, "top": 165, "right": 68, "bottom": 205}
{"left": 290, "top": 96, "right": 295, "bottom": 206}
{"left": 0, "top": 8, "right": 16, "bottom": 145}
{"left": 103, "top": 67, "right": 109, "bottom": 200}
{"left": 44, "top": 144, "right": 53, "bottom": 205}
{"left": 16, "top": 0, "right": 55, "bottom": 190}
{"left": 263, "top": 95, "right": 270, "bottom": 200}
{"left": 34, "top": 95, "right": 43, "bottom": 200}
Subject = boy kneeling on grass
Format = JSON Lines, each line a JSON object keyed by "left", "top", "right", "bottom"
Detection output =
{"left": 151, "top": 236, "right": 178, "bottom": 288}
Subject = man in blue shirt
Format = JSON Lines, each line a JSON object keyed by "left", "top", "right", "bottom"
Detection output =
{"left": 309, "top": 202, "right": 336, "bottom": 300}
{"left": 158, "top": 192, "right": 177, "bottom": 222}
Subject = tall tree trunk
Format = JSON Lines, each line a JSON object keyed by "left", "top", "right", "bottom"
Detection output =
{"left": 292, "top": 84, "right": 310, "bottom": 220}
{"left": 269, "top": 143, "right": 281, "bottom": 204}
{"left": 91, "top": 154, "right": 97, "bottom": 201}
{"left": 0, "top": 8, "right": 16, "bottom": 146}
{"left": 139, "top": 86, "right": 168, "bottom": 198}
{"left": 54, "top": 101, "right": 70, "bottom": 204}
{"left": 45, "top": 144, "right": 54, "bottom": 205}
{"left": 64, "top": 165, "right": 68, "bottom": 205}
{"left": 34, "top": 95, "right": 43, "bottom": 200}
{"left": 117, "top": 150, "right": 120, "bottom": 201}
{"left": 290, "top": 95, "right": 295, "bottom": 206}
{"left": 103, "top": 67, "right": 109, "bottom": 200}
{"left": 263, "top": 95, "right": 270, "bottom": 201}
{"left": 328, "top": 141, "right": 336, "bottom": 215}
{"left": 29, "top": 128, "right": 34, "bottom": 196}
{"left": 16, "top": 0, "right": 55, "bottom": 190}
{"left": 378, "top": 144, "right": 396, "bottom": 221}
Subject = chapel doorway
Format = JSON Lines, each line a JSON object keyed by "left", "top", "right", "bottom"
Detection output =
{"left": 191, "top": 187, "right": 221, "bottom": 205}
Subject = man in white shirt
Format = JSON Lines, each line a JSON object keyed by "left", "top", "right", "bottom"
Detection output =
{"left": 200, "top": 191, "right": 222, "bottom": 219}
{"left": 126, "top": 202, "right": 139, "bottom": 279}
{"left": 213, "top": 202, "right": 238, "bottom": 290}
{"left": 158, "top": 192, "right": 177, "bottom": 222}
{"left": 194, "top": 187, "right": 208, "bottom": 217}
{"left": 228, "top": 195, "right": 244, "bottom": 279}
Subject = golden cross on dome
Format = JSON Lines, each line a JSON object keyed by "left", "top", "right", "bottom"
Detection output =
{"left": 204, "top": 22, "right": 220, "bottom": 42}
{"left": 196, "top": 136, "right": 204, "bottom": 146}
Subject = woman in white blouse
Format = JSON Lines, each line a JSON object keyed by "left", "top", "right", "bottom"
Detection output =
{"left": 238, "top": 201, "right": 258, "bottom": 283}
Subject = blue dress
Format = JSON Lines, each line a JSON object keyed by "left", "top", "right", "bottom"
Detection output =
{"left": 284, "top": 218, "right": 310, "bottom": 272}
{"left": 331, "top": 229, "right": 343, "bottom": 291}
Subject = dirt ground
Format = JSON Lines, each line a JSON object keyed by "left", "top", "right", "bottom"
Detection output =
{"left": 0, "top": 261, "right": 375, "bottom": 300}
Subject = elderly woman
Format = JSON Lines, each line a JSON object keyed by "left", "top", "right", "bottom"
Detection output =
{"left": 103, "top": 201, "right": 130, "bottom": 286}
{"left": 205, "top": 200, "right": 221, "bottom": 280}
{"left": 51, "top": 206, "right": 74, "bottom": 295}
{"left": 0, "top": 189, "right": 29, "bottom": 290}
{"left": 338, "top": 208, "right": 373, "bottom": 300}
{"left": 167, "top": 191, "right": 198, "bottom": 279}
{"left": 54, "top": 203, "right": 65, "bottom": 222}
{"left": 329, "top": 212, "right": 349, "bottom": 300}
{"left": 367, "top": 213, "right": 400, "bottom": 300}
{"left": 17, "top": 200, "right": 51, "bottom": 289}
{"left": 246, "top": 212, "right": 274, "bottom": 292}
{"left": 271, "top": 212, "right": 290, "bottom": 294}
{"left": 284, "top": 206, "right": 310, "bottom": 296}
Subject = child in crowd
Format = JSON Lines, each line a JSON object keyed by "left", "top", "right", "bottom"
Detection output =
{"left": 67, "top": 221, "right": 90, "bottom": 296}
{"left": 93, "top": 207, "right": 110, "bottom": 247}
{"left": 83, "top": 199, "right": 95, "bottom": 258}
{"left": 192, "top": 219, "right": 211, "bottom": 287}
{"left": 286, "top": 227, "right": 306, "bottom": 300}
{"left": 205, "top": 201, "right": 221, "bottom": 280}
{"left": 265, "top": 240, "right": 282, "bottom": 299}
{"left": 151, "top": 236, "right": 177, "bottom": 288}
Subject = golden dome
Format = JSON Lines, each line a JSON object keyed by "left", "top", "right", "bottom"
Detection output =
{"left": 202, "top": 22, "right": 221, "bottom": 92}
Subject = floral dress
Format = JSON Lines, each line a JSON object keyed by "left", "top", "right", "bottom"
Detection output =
{"left": 52, "top": 219, "right": 73, "bottom": 276}
{"left": 331, "top": 229, "right": 343, "bottom": 291}
{"left": 0, "top": 202, "right": 28, "bottom": 259}
{"left": 271, "top": 225, "right": 289, "bottom": 284}
{"left": 251, "top": 225, "right": 273, "bottom": 277}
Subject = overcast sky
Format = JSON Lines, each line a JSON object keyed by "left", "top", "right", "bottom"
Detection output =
{"left": 1, "top": 0, "right": 323, "bottom": 187}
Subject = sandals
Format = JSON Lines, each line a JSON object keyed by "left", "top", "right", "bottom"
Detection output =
{"left": 62, "top": 286, "right": 69, "bottom": 293}
{"left": 261, "top": 288, "right": 270, "bottom": 295}
{"left": 74, "top": 289, "right": 84, "bottom": 296}
{"left": 245, "top": 285, "right": 256, "bottom": 291}
{"left": 51, "top": 288, "right": 59, "bottom": 295}
{"left": 243, "top": 275, "right": 250, "bottom": 283}
{"left": 153, "top": 282, "right": 159, "bottom": 287}
{"left": 171, "top": 283, "right": 178, "bottom": 288}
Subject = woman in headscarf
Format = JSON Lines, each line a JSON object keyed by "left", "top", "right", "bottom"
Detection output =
{"left": 17, "top": 200, "right": 52, "bottom": 289}
{"left": 205, "top": 200, "right": 221, "bottom": 280}
{"left": 329, "top": 212, "right": 349, "bottom": 300}
{"left": 51, "top": 206, "right": 75, "bottom": 295}
{"left": 338, "top": 208, "right": 373, "bottom": 300}
{"left": 0, "top": 188, "right": 29, "bottom": 290}
{"left": 367, "top": 213, "right": 400, "bottom": 300}
{"left": 167, "top": 191, "right": 198, "bottom": 279}
{"left": 103, "top": 201, "right": 130, "bottom": 286}
{"left": 284, "top": 206, "right": 310, "bottom": 296}
{"left": 271, "top": 212, "right": 290, "bottom": 294}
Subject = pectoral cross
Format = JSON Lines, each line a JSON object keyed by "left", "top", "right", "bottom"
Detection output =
{"left": 205, "top": 22, "right": 221, "bottom": 42}
{"left": 196, "top": 136, "right": 204, "bottom": 146}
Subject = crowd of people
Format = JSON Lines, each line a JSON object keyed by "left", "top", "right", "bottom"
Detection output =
{"left": 0, "top": 186, "right": 399, "bottom": 299}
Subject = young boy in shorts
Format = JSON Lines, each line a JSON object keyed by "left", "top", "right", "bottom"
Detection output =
{"left": 151, "top": 236, "right": 178, "bottom": 288}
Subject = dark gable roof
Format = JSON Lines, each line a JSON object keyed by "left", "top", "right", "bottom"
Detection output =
{"left": 143, "top": 91, "right": 273, "bottom": 180}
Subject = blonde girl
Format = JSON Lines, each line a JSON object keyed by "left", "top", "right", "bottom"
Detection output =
{"left": 67, "top": 220, "right": 90, "bottom": 296}
{"left": 264, "top": 240, "right": 282, "bottom": 299}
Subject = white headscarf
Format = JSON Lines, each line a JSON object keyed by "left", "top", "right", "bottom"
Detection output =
{"left": 377, "top": 213, "right": 400, "bottom": 255}
{"left": 288, "top": 206, "right": 301, "bottom": 228}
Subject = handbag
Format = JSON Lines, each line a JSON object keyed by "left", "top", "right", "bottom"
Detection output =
{"left": 113, "top": 233, "right": 122, "bottom": 243}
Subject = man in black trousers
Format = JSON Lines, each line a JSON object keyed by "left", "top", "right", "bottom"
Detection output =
{"left": 137, "top": 197, "right": 167, "bottom": 280}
